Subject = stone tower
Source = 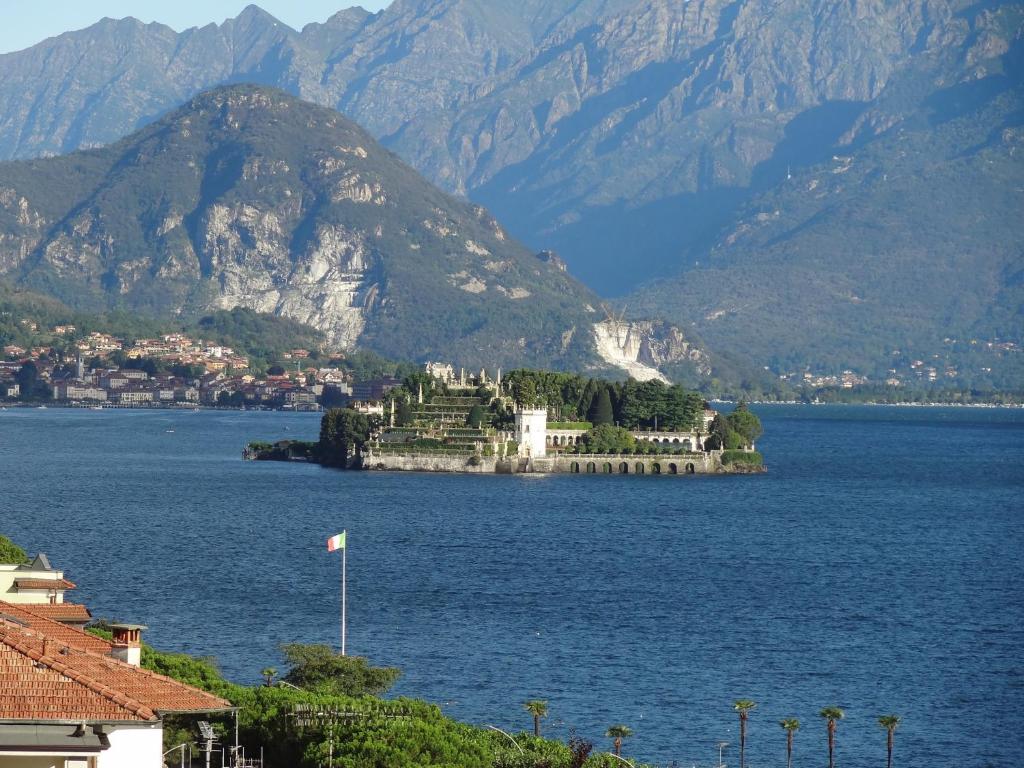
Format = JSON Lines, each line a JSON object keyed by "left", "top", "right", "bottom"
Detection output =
{"left": 514, "top": 407, "right": 548, "bottom": 458}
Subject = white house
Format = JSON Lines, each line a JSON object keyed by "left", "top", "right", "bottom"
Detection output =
{"left": 0, "top": 554, "right": 75, "bottom": 606}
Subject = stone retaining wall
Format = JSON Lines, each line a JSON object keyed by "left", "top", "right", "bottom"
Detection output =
{"left": 362, "top": 451, "right": 745, "bottom": 475}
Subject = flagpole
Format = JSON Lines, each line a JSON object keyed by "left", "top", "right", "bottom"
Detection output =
{"left": 341, "top": 532, "right": 347, "bottom": 657}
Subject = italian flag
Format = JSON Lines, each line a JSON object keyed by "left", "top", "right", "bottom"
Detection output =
{"left": 327, "top": 531, "right": 346, "bottom": 552}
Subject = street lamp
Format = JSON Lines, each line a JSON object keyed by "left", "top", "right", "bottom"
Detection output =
{"left": 717, "top": 741, "right": 729, "bottom": 768}
{"left": 604, "top": 752, "right": 636, "bottom": 767}
{"left": 484, "top": 725, "right": 524, "bottom": 755}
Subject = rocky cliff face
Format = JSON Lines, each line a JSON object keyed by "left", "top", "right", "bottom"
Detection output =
{"left": 593, "top": 319, "right": 711, "bottom": 383}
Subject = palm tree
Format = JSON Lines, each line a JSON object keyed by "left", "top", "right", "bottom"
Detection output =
{"left": 733, "top": 699, "right": 757, "bottom": 768}
{"left": 605, "top": 724, "right": 633, "bottom": 756}
{"left": 261, "top": 667, "right": 277, "bottom": 687}
{"left": 523, "top": 699, "right": 548, "bottom": 737}
{"left": 819, "top": 707, "right": 845, "bottom": 768}
{"left": 779, "top": 718, "right": 800, "bottom": 768}
{"left": 877, "top": 715, "right": 901, "bottom": 768}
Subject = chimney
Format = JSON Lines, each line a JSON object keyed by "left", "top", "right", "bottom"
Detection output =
{"left": 109, "top": 623, "right": 146, "bottom": 667}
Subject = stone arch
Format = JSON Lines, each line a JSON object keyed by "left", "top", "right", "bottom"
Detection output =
{"left": 668, "top": 463, "right": 678, "bottom": 475}
{"left": 619, "top": 462, "right": 629, "bottom": 474}
{"left": 682, "top": 439, "right": 693, "bottom": 452}
{"left": 570, "top": 461, "right": 580, "bottom": 474}
{"left": 652, "top": 463, "right": 662, "bottom": 475}
{"left": 602, "top": 462, "right": 612, "bottom": 474}
{"left": 672, "top": 438, "right": 680, "bottom": 445}
{"left": 587, "top": 462, "right": 596, "bottom": 474}
{"left": 686, "top": 462, "right": 696, "bottom": 474}
{"left": 635, "top": 462, "right": 645, "bottom": 475}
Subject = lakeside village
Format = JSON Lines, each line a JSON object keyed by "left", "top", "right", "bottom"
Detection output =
{"left": 1, "top": 329, "right": 368, "bottom": 410}
{"left": 250, "top": 363, "right": 765, "bottom": 475}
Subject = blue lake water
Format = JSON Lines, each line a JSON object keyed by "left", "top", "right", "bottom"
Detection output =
{"left": 1, "top": 404, "right": 1022, "bottom": 767}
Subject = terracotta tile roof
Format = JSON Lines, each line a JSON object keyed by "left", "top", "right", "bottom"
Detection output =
{"left": 0, "top": 602, "right": 110, "bottom": 655}
{"left": 0, "top": 621, "right": 232, "bottom": 722}
{"left": 14, "top": 603, "right": 92, "bottom": 623}
{"left": 14, "top": 579, "right": 76, "bottom": 591}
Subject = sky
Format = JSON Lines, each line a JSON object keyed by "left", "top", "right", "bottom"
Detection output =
{"left": 0, "top": 1, "right": 393, "bottom": 54}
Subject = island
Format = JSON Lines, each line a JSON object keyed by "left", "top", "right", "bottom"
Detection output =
{"left": 247, "top": 364, "right": 764, "bottom": 475}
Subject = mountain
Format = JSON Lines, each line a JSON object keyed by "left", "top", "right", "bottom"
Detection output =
{"left": 0, "top": 84, "right": 711, "bottom": 378}
{"left": 631, "top": 37, "right": 1024, "bottom": 389}
{"left": 0, "top": 1, "right": 1020, "bottom": 386}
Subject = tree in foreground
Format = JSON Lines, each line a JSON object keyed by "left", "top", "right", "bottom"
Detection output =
{"left": 819, "top": 707, "right": 845, "bottom": 768}
{"left": 260, "top": 667, "right": 277, "bottom": 687}
{"left": 605, "top": 724, "right": 633, "bottom": 756}
{"left": 279, "top": 643, "right": 401, "bottom": 696}
{"left": 878, "top": 714, "right": 901, "bottom": 768}
{"left": 567, "top": 732, "right": 593, "bottom": 768}
{"left": 733, "top": 699, "right": 757, "bottom": 768}
{"left": 523, "top": 699, "right": 548, "bottom": 737}
{"left": 0, "top": 534, "right": 28, "bottom": 564}
{"left": 779, "top": 718, "right": 800, "bottom": 768}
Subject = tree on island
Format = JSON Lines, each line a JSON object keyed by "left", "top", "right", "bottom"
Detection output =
{"left": 734, "top": 699, "right": 757, "bottom": 768}
{"left": 705, "top": 413, "right": 742, "bottom": 450}
{"left": 820, "top": 707, "right": 845, "bottom": 768}
{"left": 0, "top": 534, "right": 28, "bottom": 564}
{"left": 580, "top": 424, "right": 635, "bottom": 454}
{"left": 779, "top": 718, "right": 800, "bottom": 768}
{"left": 877, "top": 714, "right": 901, "bottom": 768}
{"left": 523, "top": 699, "right": 548, "bottom": 737}
{"left": 727, "top": 402, "right": 763, "bottom": 448}
{"left": 605, "top": 724, "right": 633, "bottom": 756}
{"left": 587, "top": 387, "right": 614, "bottom": 426}
{"left": 280, "top": 643, "right": 401, "bottom": 697}
{"left": 396, "top": 398, "right": 413, "bottom": 426}
{"left": 466, "top": 404, "right": 486, "bottom": 428}
{"left": 319, "top": 408, "right": 372, "bottom": 468}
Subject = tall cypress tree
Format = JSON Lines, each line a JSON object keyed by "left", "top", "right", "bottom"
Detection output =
{"left": 588, "top": 387, "right": 614, "bottom": 426}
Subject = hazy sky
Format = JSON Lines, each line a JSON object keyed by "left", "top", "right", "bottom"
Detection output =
{"left": 0, "top": 1, "right": 393, "bottom": 54}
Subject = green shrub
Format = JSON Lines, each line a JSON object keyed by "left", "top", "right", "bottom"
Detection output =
{"left": 547, "top": 421, "right": 592, "bottom": 430}
{"left": 721, "top": 450, "right": 763, "bottom": 467}
{"left": 0, "top": 535, "right": 28, "bottom": 564}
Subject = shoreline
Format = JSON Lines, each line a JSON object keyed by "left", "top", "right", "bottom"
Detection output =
{"left": 3, "top": 400, "right": 1022, "bottom": 413}
{"left": 0, "top": 402, "right": 320, "bottom": 413}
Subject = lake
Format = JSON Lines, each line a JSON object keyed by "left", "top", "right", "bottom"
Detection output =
{"left": 1, "top": 404, "right": 1022, "bottom": 767}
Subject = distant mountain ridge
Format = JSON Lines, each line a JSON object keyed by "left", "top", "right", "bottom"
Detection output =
{"left": 0, "top": 85, "right": 713, "bottom": 380}
{"left": 0, "top": 0, "right": 1020, "bottom": 386}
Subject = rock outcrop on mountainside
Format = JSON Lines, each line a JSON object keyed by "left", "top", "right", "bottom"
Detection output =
{"left": 0, "top": 85, "right": 711, "bottom": 378}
